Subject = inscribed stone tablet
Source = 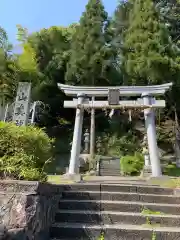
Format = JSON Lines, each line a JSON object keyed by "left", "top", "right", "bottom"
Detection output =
{"left": 108, "top": 89, "right": 119, "bottom": 105}
{"left": 13, "top": 82, "right": 31, "bottom": 126}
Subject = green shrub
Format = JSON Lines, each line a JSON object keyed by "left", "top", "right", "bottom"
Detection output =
{"left": 108, "top": 134, "right": 140, "bottom": 157}
{"left": 0, "top": 122, "right": 53, "bottom": 181}
{"left": 96, "top": 131, "right": 141, "bottom": 157}
{"left": 120, "top": 152, "right": 144, "bottom": 176}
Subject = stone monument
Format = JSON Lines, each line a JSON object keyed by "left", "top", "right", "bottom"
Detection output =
{"left": 12, "top": 82, "right": 31, "bottom": 126}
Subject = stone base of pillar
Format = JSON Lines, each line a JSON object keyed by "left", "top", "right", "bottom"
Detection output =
{"left": 83, "top": 149, "right": 89, "bottom": 154}
{"left": 62, "top": 173, "right": 83, "bottom": 182}
{"left": 140, "top": 165, "right": 152, "bottom": 178}
{"left": 176, "top": 159, "right": 180, "bottom": 168}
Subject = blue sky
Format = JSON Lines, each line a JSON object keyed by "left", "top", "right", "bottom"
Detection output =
{"left": 0, "top": 0, "right": 118, "bottom": 47}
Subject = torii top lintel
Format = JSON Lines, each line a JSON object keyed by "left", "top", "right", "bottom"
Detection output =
{"left": 58, "top": 83, "right": 172, "bottom": 97}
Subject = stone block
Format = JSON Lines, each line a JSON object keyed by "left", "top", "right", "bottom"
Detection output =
{"left": 0, "top": 224, "right": 7, "bottom": 239}
{"left": 0, "top": 180, "right": 63, "bottom": 240}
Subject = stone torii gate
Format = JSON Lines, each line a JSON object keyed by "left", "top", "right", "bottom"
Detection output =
{"left": 58, "top": 83, "right": 172, "bottom": 177}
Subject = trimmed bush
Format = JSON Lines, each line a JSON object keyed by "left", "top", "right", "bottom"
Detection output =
{"left": 120, "top": 152, "right": 144, "bottom": 176}
{"left": 0, "top": 122, "right": 53, "bottom": 181}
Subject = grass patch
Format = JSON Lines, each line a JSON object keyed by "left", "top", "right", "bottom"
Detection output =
{"left": 147, "top": 164, "right": 180, "bottom": 188}
{"left": 83, "top": 175, "right": 96, "bottom": 181}
{"left": 163, "top": 164, "right": 180, "bottom": 177}
{"left": 141, "top": 207, "right": 164, "bottom": 216}
{"left": 164, "top": 178, "right": 180, "bottom": 188}
{"left": 149, "top": 177, "right": 180, "bottom": 188}
{"left": 47, "top": 175, "right": 74, "bottom": 184}
{"left": 141, "top": 208, "right": 164, "bottom": 230}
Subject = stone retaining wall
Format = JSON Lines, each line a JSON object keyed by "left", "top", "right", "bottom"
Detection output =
{"left": 0, "top": 180, "right": 63, "bottom": 240}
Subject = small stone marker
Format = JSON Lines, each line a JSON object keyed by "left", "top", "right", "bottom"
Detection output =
{"left": 13, "top": 82, "right": 31, "bottom": 126}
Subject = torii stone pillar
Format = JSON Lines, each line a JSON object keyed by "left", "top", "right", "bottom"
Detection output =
{"left": 68, "top": 93, "right": 85, "bottom": 175}
{"left": 142, "top": 93, "right": 162, "bottom": 177}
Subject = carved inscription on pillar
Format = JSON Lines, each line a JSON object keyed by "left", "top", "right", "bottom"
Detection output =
{"left": 13, "top": 82, "right": 31, "bottom": 126}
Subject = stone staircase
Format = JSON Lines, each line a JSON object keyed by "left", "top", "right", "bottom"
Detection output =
{"left": 98, "top": 157, "right": 121, "bottom": 176}
{"left": 50, "top": 182, "right": 180, "bottom": 239}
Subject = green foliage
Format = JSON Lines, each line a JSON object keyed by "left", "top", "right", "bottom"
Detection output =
{"left": 66, "top": 0, "right": 119, "bottom": 86}
{"left": 107, "top": 133, "right": 140, "bottom": 156}
{"left": 97, "top": 231, "right": 105, "bottom": 240}
{"left": 156, "top": 0, "right": 180, "bottom": 45}
{"left": 0, "top": 27, "right": 18, "bottom": 101}
{"left": 18, "top": 42, "right": 38, "bottom": 73}
{"left": 163, "top": 164, "right": 180, "bottom": 176}
{"left": 0, "top": 153, "right": 48, "bottom": 181}
{"left": 123, "top": 0, "right": 180, "bottom": 85}
{"left": 16, "top": 24, "right": 29, "bottom": 43}
{"left": 112, "top": 1, "right": 131, "bottom": 38}
{"left": 29, "top": 25, "right": 75, "bottom": 76}
{"left": 120, "top": 152, "right": 144, "bottom": 175}
{"left": 1, "top": 0, "right": 180, "bottom": 160}
{"left": 141, "top": 207, "right": 161, "bottom": 240}
{"left": 141, "top": 207, "right": 164, "bottom": 215}
{"left": 152, "top": 232, "right": 157, "bottom": 240}
{"left": 111, "top": 0, "right": 131, "bottom": 73}
{"left": 23, "top": 25, "right": 76, "bottom": 126}
{"left": 0, "top": 122, "right": 53, "bottom": 181}
{"left": 97, "top": 126, "right": 141, "bottom": 157}
{"left": 156, "top": 120, "right": 175, "bottom": 152}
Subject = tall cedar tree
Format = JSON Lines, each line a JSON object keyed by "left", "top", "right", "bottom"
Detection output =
{"left": 112, "top": 1, "right": 131, "bottom": 49}
{"left": 123, "top": 0, "right": 179, "bottom": 86}
{"left": 111, "top": 1, "right": 132, "bottom": 81}
{"left": 66, "top": 0, "right": 116, "bottom": 86}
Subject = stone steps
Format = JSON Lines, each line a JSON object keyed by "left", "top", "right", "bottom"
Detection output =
{"left": 55, "top": 210, "right": 180, "bottom": 227}
{"left": 99, "top": 170, "right": 121, "bottom": 176}
{"left": 99, "top": 166, "right": 121, "bottom": 176}
{"left": 62, "top": 190, "right": 180, "bottom": 204}
{"left": 50, "top": 183, "right": 180, "bottom": 239}
{"left": 61, "top": 183, "right": 174, "bottom": 194}
{"left": 59, "top": 199, "right": 180, "bottom": 214}
{"left": 50, "top": 223, "right": 180, "bottom": 240}
{"left": 98, "top": 158, "right": 120, "bottom": 176}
